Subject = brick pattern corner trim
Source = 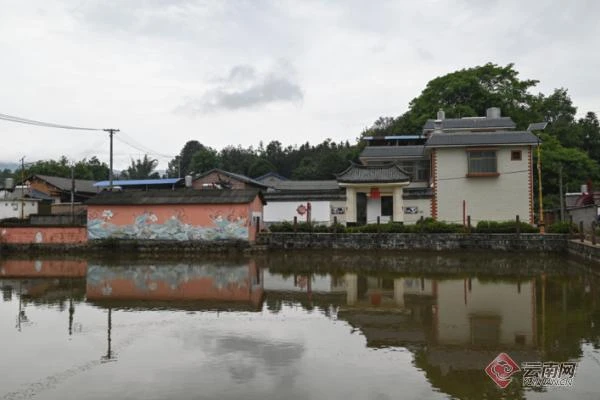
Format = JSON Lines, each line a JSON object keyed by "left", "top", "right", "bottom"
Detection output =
{"left": 528, "top": 146, "right": 534, "bottom": 224}
{"left": 431, "top": 149, "right": 438, "bottom": 220}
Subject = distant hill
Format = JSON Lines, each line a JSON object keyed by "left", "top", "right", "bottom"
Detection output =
{"left": 0, "top": 162, "right": 18, "bottom": 171}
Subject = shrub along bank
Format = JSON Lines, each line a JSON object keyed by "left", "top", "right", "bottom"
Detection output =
{"left": 267, "top": 218, "right": 577, "bottom": 234}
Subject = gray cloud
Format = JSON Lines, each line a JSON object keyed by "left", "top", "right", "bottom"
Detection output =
{"left": 176, "top": 62, "right": 303, "bottom": 115}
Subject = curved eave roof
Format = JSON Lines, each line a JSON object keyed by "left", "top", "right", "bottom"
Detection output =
{"left": 336, "top": 163, "right": 410, "bottom": 184}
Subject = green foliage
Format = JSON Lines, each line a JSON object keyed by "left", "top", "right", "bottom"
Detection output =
{"left": 120, "top": 154, "right": 160, "bottom": 179}
{"left": 547, "top": 221, "right": 578, "bottom": 234}
{"left": 247, "top": 158, "right": 276, "bottom": 178}
{"left": 16, "top": 156, "right": 110, "bottom": 181}
{"left": 267, "top": 221, "right": 295, "bottom": 232}
{"left": 363, "top": 63, "right": 540, "bottom": 135}
{"left": 475, "top": 220, "right": 539, "bottom": 233}
{"left": 189, "top": 145, "right": 219, "bottom": 174}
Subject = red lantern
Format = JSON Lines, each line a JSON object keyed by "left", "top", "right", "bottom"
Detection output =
{"left": 370, "top": 187, "right": 381, "bottom": 199}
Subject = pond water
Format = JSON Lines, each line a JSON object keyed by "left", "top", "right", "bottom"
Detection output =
{"left": 1, "top": 252, "right": 599, "bottom": 400}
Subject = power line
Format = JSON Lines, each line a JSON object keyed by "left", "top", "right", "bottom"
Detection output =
{"left": 0, "top": 112, "right": 102, "bottom": 131}
{"left": 114, "top": 134, "right": 175, "bottom": 159}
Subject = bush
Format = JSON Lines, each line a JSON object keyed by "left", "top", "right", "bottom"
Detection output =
{"left": 547, "top": 221, "right": 577, "bottom": 234}
{"left": 419, "top": 221, "right": 464, "bottom": 233}
{"left": 475, "top": 220, "right": 538, "bottom": 233}
{"left": 268, "top": 221, "right": 294, "bottom": 232}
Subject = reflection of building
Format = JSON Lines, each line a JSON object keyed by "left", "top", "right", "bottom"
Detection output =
{"left": 0, "top": 259, "right": 87, "bottom": 278}
{"left": 263, "top": 270, "right": 346, "bottom": 293}
{"left": 338, "top": 273, "right": 540, "bottom": 397}
{"left": 86, "top": 262, "right": 264, "bottom": 310}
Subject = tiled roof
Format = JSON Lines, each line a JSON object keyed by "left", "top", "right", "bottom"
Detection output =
{"left": 194, "top": 169, "right": 269, "bottom": 189}
{"left": 264, "top": 189, "right": 345, "bottom": 201}
{"left": 267, "top": 180, "right": 340, "bottom": 191}
{"left": 86, "top": 189, "right": 264, "bottom": 205}
{"left": 34, "top": 174, "right": 97, "bottom": 194}
{"left": 255, "top": 172, "right": 288, "bottom": 182}
{"left": 425, "top": 131, "right": 540, "bottom": 147}
{"left": 423, "top": 117, "right": 516, "bottom": 131}
{"left": 336, "top": 163, "right": 410, "bottom": 184}
{"left": 94, "top": 178, "right": 183, "bottom": 187}
{"left": 360, "top": 145, "right": 425, "bottom": 159}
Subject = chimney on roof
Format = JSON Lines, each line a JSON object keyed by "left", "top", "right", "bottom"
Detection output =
{"left": 486, "top": 107, "right": 501, "bottom": 119}
{"left": 433, "top": 119, "right": 443, "bottom": 134}
{"left": 437, "top": 109, "right": 445, "bottom": 120}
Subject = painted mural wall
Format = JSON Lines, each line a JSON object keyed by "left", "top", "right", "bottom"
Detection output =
{"left": 87, "top": 203, "right": 260, "bottom": 241}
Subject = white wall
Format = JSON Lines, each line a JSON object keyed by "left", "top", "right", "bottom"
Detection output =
{"left": 435, "top": 146, "right": 531, "bottom": 224}
{"left": 436, "top": 279, "right": 535, "bottom": 346}
{"left": 403, "top": 198, "right": 432, "bottom": 224}
{"left": 264, "top": 200, "right": 331, "bottom": 223}
{"left": 0, "top": 200, "right": 39, "bottom": 219}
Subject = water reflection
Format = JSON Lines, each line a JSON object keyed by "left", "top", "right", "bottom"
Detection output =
{"left": 0, "top": 254, "right": 599, "bottom": 399}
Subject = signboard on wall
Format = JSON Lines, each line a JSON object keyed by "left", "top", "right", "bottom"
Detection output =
{"left": 404, "top": 206, "right": 419, "bottom": 214}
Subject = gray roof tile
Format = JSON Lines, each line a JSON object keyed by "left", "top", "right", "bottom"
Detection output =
{"left": 423, "top": 117, "right": 516, "bottom": 131}
{"left": 34, "top": 174, "right": 97, "bottom": 194}
{"left": 194, "top": 169, "right": 269, "bottom": 189}
{"left": 425, "top": 131, "right": 540, "bottom": 147}
{"left": 336, "top": 163, "right": 410, "bottom": 184}
{"left": 267, "top": 180, "right": 340, "bottom": 191}
{"left": 360, "top": 145, "right": 425, "bottom": 159}
{"left": 86, "top": 189, "right": 264, "bottom": 205}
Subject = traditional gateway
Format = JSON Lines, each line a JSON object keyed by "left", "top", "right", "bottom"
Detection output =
{"left": 261, "top": 107, "right": 540, "bottom": 226}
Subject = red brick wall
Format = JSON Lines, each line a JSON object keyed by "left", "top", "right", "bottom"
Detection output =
{"left": 0, "top": 227, "right": 87, "bottom": 244}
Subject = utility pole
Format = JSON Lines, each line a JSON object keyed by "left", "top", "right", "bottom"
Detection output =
{"left": 103, "top": 129, "right": 119, "bottom": 190}
{"left": 559, "top": 164, "right": 564, "bottom": 222}
{"left": 20, "top": 156, "right": 25, "bottom": 220}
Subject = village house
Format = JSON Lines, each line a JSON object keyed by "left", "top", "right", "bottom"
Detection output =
{"left": 348, "top": 107, "right": 539, "bottom": 225}
{"left": 26, "top": 174, "right": 98, "bottom": 203}
{"left": 260, "top": 107, "right": 538, "bottom": 226}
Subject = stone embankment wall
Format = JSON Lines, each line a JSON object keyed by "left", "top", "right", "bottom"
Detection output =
{"left": 567, "top": 240, "right": 600, "bottom": 264}
{"left": 259, "top": 233, "right": 568, "bottom": 252}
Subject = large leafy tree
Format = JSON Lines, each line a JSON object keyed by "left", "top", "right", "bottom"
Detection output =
{"left": 363, "top": 63, "right": 540, "bottom": 135}
{"left": 166, "top": 140, "right": 204, "bottom": 177}
{"left": 120, "top": 155, "right": 160, "bottom": 179}
{"left": 189, "top": 145, "right": 219, "bottom": 174}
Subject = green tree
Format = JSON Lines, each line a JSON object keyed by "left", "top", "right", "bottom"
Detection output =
{"left": 538, "top": 133, "right": 600, "bottom": 208}
{"left": 120, "top": 155, "right": 160, "bottom": 179}
{"left": 219, "top": 145, "right": 259, "bottom": 175}
{"left": 247, "top": 158, "right": 276, "bottom": 178}
{"left": 167, "top": 140, "right": 204, "bottom": 177}
{"left": 189, "top": 146, "right": 219, "bottom": 174}
{"left": 363, "top": 63, "right": 540, "bottom": 135}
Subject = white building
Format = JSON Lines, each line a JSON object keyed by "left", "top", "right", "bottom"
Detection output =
{"left": 345, "top": 107, "right": 538, "bottom": 225}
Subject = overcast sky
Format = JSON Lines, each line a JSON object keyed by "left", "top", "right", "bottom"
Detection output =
{"left": 1, "top": 0, "right": 599, "bottom": 170}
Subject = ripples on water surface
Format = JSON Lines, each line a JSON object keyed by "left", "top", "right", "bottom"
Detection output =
{"left": 1, "top": 252, "right": 600, "bottom": 400}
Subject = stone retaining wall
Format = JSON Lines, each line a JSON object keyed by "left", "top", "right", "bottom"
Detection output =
{"left": 259, "top": 232, "right": 568, "bottom": 252}
{"left": 567, "top": 240, "right": 600, "bottom": 264}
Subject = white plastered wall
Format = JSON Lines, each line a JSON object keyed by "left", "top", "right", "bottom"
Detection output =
{"left": 435, "top": 146, "right": 531, "bottom": 224}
